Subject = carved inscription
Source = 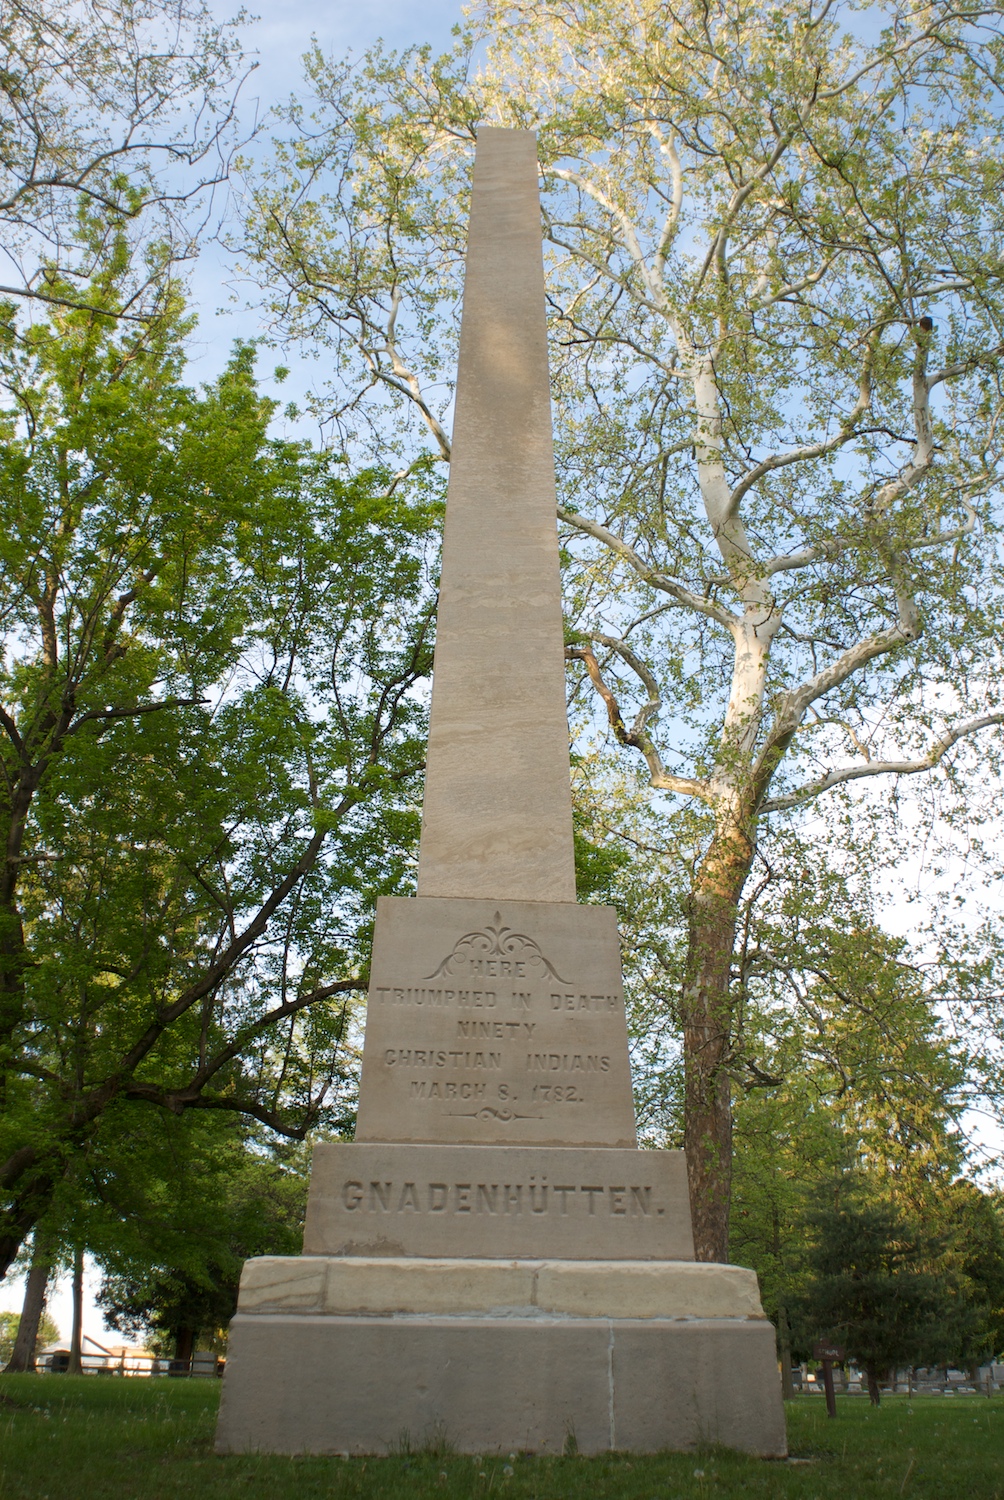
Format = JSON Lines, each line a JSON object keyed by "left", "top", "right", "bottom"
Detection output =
{"left": 340, "top": 1178, "right": 663, "bottom": 1217}
{"left": 355, "top": 897, "right": 637, "bottom": 1145}
{"left": 369, "top": 963, "right": 623, "bottom": 1124}
{"left": 425, "top": 913, "right": 570, "bottom": 984}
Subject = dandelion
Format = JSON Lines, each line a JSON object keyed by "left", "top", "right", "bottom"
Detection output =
{"left": 693, "top": 1468, "right": 705, "bottom": 1478}
{"left": 503, "top": 1464, "right": 514, "bottom": 1476}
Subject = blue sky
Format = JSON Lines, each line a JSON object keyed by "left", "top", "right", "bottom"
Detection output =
{"left": 184, "top": 0, "right": 468, "bottom": 399}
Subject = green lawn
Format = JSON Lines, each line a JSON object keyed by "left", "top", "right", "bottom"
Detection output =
{"left": 1, "top": 1375, "right": 1001, "bottom": 1499}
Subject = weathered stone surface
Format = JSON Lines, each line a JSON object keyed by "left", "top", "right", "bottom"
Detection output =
{"left": 235, "top": 1257, "right": 327, "bottom": 1313}
{"left": 303, "top": 1144, "right": 692, "bottom": 1259}
{"left": 354, "top": 897, "right": 636, "bottom": 1146}
{"left": 216, "top": 1313, "right": 786, "bottom": 1456}
{"left": 416, "top": 127, "right": 575, "bottom": 905}
{"left": 532, "top": 1260, "right": 764, "bottom": 1321}
{"left": 235, "top": 1255, "right": 762, "bottom": 1320}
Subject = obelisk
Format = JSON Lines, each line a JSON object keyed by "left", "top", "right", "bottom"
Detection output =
{"left": 416, "top": 126, "right": 576, "bottom": 905}
{"left": 352, "top": 128, "right": 636, "bottom": 1149}
{"left": 216, "top": 128, "right": 786, "bottom": 1460}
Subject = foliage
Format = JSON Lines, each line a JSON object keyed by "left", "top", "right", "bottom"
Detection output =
{"left": 93, "top": 1112, "right": 307, "bottom": 1357}
{"left": 0, "top": 1309, "right": 59, "bottom": 1364}
{"left": 0, "top": 230, "right": 441, "bottom": 1279}
{"left": 0, "top": 0, "right": 251, "bottom": 315}
{"left": 939, "top": 1180, "right": 1004, "bottom": 1366}
{"left": 791, "top": 1174, "right": 975, "bottom": 1401}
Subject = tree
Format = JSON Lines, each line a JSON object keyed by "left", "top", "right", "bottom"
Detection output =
{"left": 720, "top": 856, "right": 971, "bottom": 1388}
{"left": 2, "top": 1227, "right": 56, "bottom": 1371}
{"left": 238, "top": 0, "right": 1004, "bottom": 1258}
{"left": 938, "top": 1180, "right": 1004, "bottom": 1370}
{"left": 93, "top": 1110, "right": 307, "bottom": 1362}
{"left": 0, "top": 232, "right": 439, "bottom": 1280}
{"left": 0, "top": 1308, "right": 59, "bottom": 1366}
{"left": 793, "top": 1174, "right": 972, "bottom": 1404}
{"left": 0, "top": 0, "right": 252, "bottom": 317}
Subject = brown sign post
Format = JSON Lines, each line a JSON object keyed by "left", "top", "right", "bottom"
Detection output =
{"left": 812, "top": 1341, "right": 845, "bottom": 1418}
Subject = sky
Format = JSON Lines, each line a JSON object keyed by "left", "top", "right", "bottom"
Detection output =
{"left": 184, "top": 0, "right": 468, "bottom": 396}
{"left": 0, "top": 0, "right": 469, "bottom": 1350}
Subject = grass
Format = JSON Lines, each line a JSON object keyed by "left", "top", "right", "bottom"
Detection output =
{"left": 1, "top": 1375, "right": 1002, "bottom": 1499}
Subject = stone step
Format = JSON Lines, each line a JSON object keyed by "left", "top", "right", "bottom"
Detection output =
{"left": 236, "top": 1255, "right": 765, "bottom": 1322}
{"left": 217, "top": 1312, "right": 786, "bottom": 1456}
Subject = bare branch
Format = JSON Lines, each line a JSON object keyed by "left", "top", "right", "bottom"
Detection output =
{"left": 762, "top": 712, "right": 1004, "bottom": 812}
{"left": 566, "top": 642, "right": 713, "bottom": 803}
{"left": 557, "top": 506, "right": 738, "bottom": 629}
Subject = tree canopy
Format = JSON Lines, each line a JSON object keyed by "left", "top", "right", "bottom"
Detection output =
{"left": 0, "top": 0, "right": 252, "bottom": 316}
{"left": 0, "top": 229, "right": 441, "bottom": 1278}
{"left": 234, "top": 0, "right": 1004, "bottom": 1258}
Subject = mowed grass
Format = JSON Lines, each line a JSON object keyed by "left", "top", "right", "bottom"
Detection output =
{"left": 0, "top": 1375, "right": 1002, "bottom": 1500}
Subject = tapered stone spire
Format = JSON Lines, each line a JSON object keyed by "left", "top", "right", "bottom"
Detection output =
{"left": 416, "top": 127, "right": 576, "bottom": 904}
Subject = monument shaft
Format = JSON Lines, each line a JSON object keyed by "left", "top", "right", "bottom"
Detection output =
{"left": 417, "top": 127, "right": 575, "bottom": 904}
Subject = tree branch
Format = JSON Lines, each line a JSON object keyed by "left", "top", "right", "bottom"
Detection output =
{"left": 557, "top": 506, "right": 738, "bottom": 629}
{"left": 182, "top": 978, "right": 361, "bottom": 1095}
{"left": 65, "top": 697, "right": 206, "bottom": 736}
{"left": 761, "top": 712, "right": 1004, "bottom": 812}
{"left": 566, "top": 641, "right": 713, "bottom": 803}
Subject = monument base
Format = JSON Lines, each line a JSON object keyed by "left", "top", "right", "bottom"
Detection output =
{"left": 215, "top": 1257, "right": 786, "bottom": 1457}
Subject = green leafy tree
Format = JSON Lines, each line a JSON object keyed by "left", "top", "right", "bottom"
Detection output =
{"left": 91, "top": 1110, "right": 307, "bottom": 1362}
{"left": 937, "top": 1181, "right": 1004, "bottom": 1369}
{"left": 0, "top": 1308, "right": 59, "bottom": 1364}
{"left": 237, "top": 0, "right": 1004, "bottom": 1259}
{"left": 0, "top": 233, "right": 439, "bottom": 1279}
{"left": 717, "top": 850, "right": 970, "bottom": 1384}
{"left": 793, "top": 1174, "right": 973, "bottom": 1404}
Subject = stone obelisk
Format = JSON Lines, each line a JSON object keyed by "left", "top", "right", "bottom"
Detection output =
{"left": 216, "top": 128, "right": 786, "bottom": 1459}
{"left": 416, "top": 125, "right": 576, "bottom": 906}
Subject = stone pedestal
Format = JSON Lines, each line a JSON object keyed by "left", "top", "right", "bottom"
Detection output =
{"left": 217, "top": 1259, "right": 785, "bottom": 1456}
{"left": 216, "top": 1141, "right": 786, "bottom": 1456}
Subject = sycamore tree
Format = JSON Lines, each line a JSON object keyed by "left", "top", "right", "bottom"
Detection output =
{"left": 0, "top": 0, "right": 252, "bottom": 317}
{"left": 0, "top": 230, "right": 439, "bottom": 1279}
{"left": 237, "top": 0, "right": 1004, "bottom": 1259}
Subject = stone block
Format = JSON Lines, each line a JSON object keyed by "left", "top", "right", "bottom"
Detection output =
{"left": 216, "top": 1313, "right": 786, "bottom": 1456}
{"left": 237, "top": 1257, "right": 327, "bottom": 1313}
{"left": 304, "top": 1143, "right": 692, "bottom": 1258}
{"left": 355, "top": 897, "right": 636, "bottom": 1147}
{"left": 610, "top": 1318, "right": 786, "bottom": 1454}
{"left": 534, "top": 1260, "right": 764, "bottom": 1320}
{"left": 235, "top": 1255, "right": 764, "bottom": 1322}
{"left": 322, "top": 1258, "right": 536, "bottom": 1316}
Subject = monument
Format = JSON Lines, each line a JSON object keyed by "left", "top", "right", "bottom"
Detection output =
{"left": 216, "top": 127, "right": 787, "bottom": 1458}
